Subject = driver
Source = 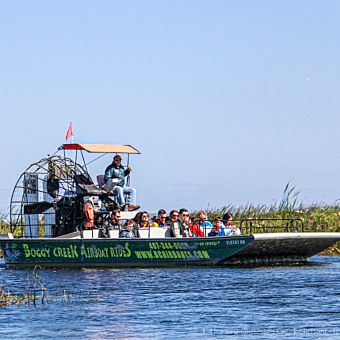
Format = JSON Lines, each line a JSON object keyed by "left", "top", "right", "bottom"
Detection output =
{"left": 104, "top": 154, "right": 139, "bottom": 211}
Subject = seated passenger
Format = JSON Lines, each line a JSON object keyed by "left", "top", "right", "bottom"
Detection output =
{"left": 208, "top": 218, "right": 226, "bottom": 237}
{"left": 154, "top": 209, "right": 168, "bottom": 227}
{"left": 131, "top": 212, "right": 143, "bottom": 238}
{"left": 189, "top": 222, "right": 205, "bottom": 237}
{"left": 110, "top": 210, "right": 121, "bottom": 228}
{"left": 196, "top": 210, "right": 213, "bottom": 235}
{"left": 178, "top": 208, "right": 204, "bottom": 237}
{"left": 137, "top": 211, "right": 158, "bottom": 228}
{"left": 222, "top": 212, "right": 241, "bottom": 236}
{"left": 102, "top": 210, "right": 121, "bottom": 238}
{"left": 119, "top": 220, "right": 135, "bottom": 238}
{"left": 178, "top": 208, "right": 200, "bottom": 237}
{"left": 104, "top": 154, "right": 139, "bottom": 211}
{"left": 169, "top": 210, "right": 181, "bottom": 237}
{"left": 178, "top": 208, "right": 192, "bottom": 237}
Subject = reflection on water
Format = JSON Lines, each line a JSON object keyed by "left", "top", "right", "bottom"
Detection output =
{"left": 0, "top": 257, "right": 339, "bottom": 339}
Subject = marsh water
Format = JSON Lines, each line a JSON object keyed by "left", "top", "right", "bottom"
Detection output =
{"left": 0, "top": 257, "right": 339, "bottom": 339}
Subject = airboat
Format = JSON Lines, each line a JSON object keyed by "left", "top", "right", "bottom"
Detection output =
{"left": 0, "top": 143, "right": 254, "bottom": 268}
{"left": 1, "top": 143, "right": 339, "bottom": 268}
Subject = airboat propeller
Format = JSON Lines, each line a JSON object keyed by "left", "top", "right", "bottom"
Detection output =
{"left": 23, "top": 201, "right": 54, "bottom": 214}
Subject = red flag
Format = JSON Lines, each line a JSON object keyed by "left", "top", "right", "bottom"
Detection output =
{"left": 65, "top": 123, "right": 74, "bottom": 141}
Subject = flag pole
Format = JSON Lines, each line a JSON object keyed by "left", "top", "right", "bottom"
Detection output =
{"left": 65, "top": 121, "right": 75, "bottom": 162}
{"left": 70, "top": 122, "right": 75, "bottom": 162}
{"left": 71, "top": 122, "right": 74, "bottom": 144}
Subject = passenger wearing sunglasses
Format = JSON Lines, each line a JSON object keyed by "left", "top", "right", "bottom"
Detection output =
{"left": 137, "top": 211, "right": 157, "bottom": 229}
{"left": 169, "top": 210, "right": 181, "bottom": 237}
{"left": 154, "top": 209, "right": 168, "bottom": 227}
{"left": 179, "top": 208, "right": 204, "bottom": 237}
{"left": 178, "top": 208, "right": 193, "bottom": 237}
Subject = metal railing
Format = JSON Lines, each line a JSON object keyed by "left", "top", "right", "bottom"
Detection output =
{"left": 237, "top": 217, "right": 304, "bottom": 235}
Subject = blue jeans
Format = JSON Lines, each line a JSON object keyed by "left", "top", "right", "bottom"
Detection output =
{"left": 112, "top": 186, "right": 136, "bottom": 206}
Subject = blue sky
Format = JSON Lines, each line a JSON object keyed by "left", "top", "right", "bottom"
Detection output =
{"left": 1, "top": 1, "right": 340, "bottom": 213}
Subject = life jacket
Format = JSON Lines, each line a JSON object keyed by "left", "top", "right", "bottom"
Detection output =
{"left": 84, "top": 202, "right": 95, "bottom": 229}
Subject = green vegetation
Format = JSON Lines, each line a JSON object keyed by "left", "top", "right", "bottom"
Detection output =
{"left": 205, "top": 202, "right": 340, "bottom": 233}
{"left": 204, "top": 184, "right": 340, "bottom": 232}
{"left": 0, "top": 208, "right": 25, "bottom": 237}
{"left": 204, "top": 184, "right": 340, "bottom": 254}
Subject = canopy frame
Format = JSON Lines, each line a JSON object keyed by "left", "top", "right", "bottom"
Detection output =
{"left": 58, "top": 143, "right": 140, "bottom": 177}
{"left": 59, "top": 143, "right": 141, "bottom": 154}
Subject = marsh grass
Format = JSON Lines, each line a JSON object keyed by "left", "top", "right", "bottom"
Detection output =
{"left": 203, "top": 184, "right": 340, "bottom": 231}
{"left": 203, "top": 183, "right": 340, "bottom": 253}
{"left": 0, "top": 286, "right": 26, "bottom": 307}
{"left": 0, "top": 266, "right": 101, "bottom": 308}
{"left": 0, "top": 267, "right": 49, "bottom": 307}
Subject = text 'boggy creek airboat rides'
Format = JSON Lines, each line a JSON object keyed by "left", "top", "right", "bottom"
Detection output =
{"left": 0, "top": 143, "right": 339, "bottom": 268}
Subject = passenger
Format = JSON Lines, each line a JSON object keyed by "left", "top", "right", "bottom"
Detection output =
{"left": 110, "top": 210, "right": 121, "bottom": 228}
{"left": 104, "top": 154, "right": 140, "bottom": 211}
{"left": 102, "top": 209, "right": 121, "bottom": 238}
{"left": 169, "top": 209, "right": 181, "bottom": 237}
{"left": 223, "top": 212, "right": 233, "bottom": 227}
{"left": 208, "top": 218, "right": 226, "bottom": 237}
{"left": 178, "top": 208, "right": 196, "bottom": 237}
{"left": 133, "top": 211, "right": 143, "bottom": 223}
{"left": 137, "top": 211, "right": 158, "bottom": 228}
{"left": 196, "top": 210, "right": 213, "bottom": 227}
{"left": 222, "top": 212, "right": 241, "bottom": 236}
{"left": 178, "top": 209, "right": 205, "bottom": 237}
{"left": 154, "top": 209, "right": 168, "bottom": 227}
{"left": 189, "top": 219, "right": 205, "bottom": 237}
{"left": 119, "top": 219, "right": 135, "bottom": 239}
{"left": 195, "top": 210, "right": 213, "bottom": 235}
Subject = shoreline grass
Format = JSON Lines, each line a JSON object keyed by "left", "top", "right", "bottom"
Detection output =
{"left": 202, "top": 184, "right": 340, "bottom": 254}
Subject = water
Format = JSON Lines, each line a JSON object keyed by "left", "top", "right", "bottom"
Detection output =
{"left": 0, "top": 257, "right": 339, "bottom": 339}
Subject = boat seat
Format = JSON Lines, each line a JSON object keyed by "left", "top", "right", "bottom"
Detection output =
{"left": 82, "top": 229, "right": 100, "bottom": 239}
{"left": 149, "top": 227, "right": 168, "bottom": 238}
{"left": 74, "top": 174, "right": 106, "bottom": 195}
{"left": 138, "top": 229, "right": 150, "bottom": 239}
{"left": 109, "top": 229, "right": 120, "bottom": 239}
{"left": 97, "top": 175, "right": 120, "bottom": 196}
{"left": 56, "top": 231, "right": 81, "bottom": 239}
{"left": 103, "top": 178, "right": 119, "bottom": 192}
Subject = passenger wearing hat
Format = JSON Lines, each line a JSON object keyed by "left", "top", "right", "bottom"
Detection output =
{"left": 104, "top": 154, "right": 139, "bottom": 211}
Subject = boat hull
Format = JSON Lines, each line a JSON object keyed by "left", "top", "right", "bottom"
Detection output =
{"left": 224, "top": 232, "right": 340, "bottom": 265}
{"left": 0, "top": 236, "right": 254, "bottom": 268}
